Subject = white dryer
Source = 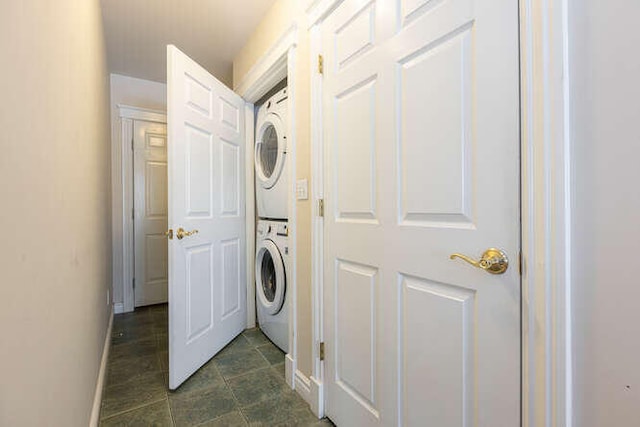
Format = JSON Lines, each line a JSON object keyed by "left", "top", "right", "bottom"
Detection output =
{"left": 255, "top": 219, "right": 289, "bottom": 353}
{"left": 255, "top": 87, "right": 288, "bottom": 220}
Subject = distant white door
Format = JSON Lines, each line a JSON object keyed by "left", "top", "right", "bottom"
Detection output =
{"left": 167, "top": 45, "right": 247, "bottom": 389}
{"left": 322, "top": 0, "right": 520, "bottom": 426}
{"left": 133, "top": 120, "right": 168, "bottom": 307}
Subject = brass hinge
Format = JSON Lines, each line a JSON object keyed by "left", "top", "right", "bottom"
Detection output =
{"left": 318, "top": 55, "right": 324, "bottom": 74}
{"left": 318, "top": 199, "right": 324, "bottom": 217}
{"left": 319, "top": 342, "right": 325, "bottom": 361}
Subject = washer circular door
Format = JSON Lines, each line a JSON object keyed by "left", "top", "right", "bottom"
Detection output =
{"left": 256, "top": 239, "right": 286, "bottom": 314}
{"left": 255, "top": 113, "right": 286, "bottom": 189}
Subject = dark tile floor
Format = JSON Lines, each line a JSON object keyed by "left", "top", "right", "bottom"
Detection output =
{"left": 100, "top": 304, "right": 334, "bottom": 426}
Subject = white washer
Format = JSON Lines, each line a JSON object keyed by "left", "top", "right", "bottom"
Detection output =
{"left": 255, "top": 87, "right": 288, "bottom": 220}
{"left": 255, "top": 219, "right": 289, "bottom": 352}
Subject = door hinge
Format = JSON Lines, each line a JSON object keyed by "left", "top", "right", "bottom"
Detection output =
{"left": 131, "top": 137, "right": 134, "bottom": 151}
{"left": 317, "top": 199, "right": 324, "bottom": 217}
{"left": 318, "top": 55, "right": 324, "bottom": 75}
{"left": 132, "top": 208, "right": 135, "bottom": 220}
{"left": 132, "top": 278, "right": 136, "bottom": 289}
{"left": 319, "top": 342, "right": 325, "bottom": 361}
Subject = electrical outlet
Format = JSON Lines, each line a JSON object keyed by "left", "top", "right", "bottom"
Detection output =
{"left": 296, "top": 179, "right": 308, "bottom": 200}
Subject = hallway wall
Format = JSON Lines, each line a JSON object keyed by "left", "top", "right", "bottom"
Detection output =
{"left": 569, "top": 0, "right": 640, "bottom": 425}
{"left": 233, "top": 0, "right": 315, "bottom": 378}
{"left": 0, "top": 1, "right": 112, "bottom": 425}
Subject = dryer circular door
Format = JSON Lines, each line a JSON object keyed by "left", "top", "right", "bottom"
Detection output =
{"left": 255, "top": 113, "right": 286, "bottom": 189}
{"left": 256, "top": 239, "right": 286, "bottom": 315}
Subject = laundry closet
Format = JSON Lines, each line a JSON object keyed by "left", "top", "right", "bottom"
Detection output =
{"left": 253, "top": 81, "right": 291, "bottom": 354}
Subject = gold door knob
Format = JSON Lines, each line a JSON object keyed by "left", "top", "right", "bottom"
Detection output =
{"left": 164, "top": 229, "right": 173, "bottom": 240}
{"left": 449, "top": 248, "right": 509, "bottom": 275}
{"left": 176, "top": 227, "right": 199, "bottom": 240}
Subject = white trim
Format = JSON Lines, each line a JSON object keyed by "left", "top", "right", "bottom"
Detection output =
{"left": 295, "top": 369, "right": 312, "bottom": 401}
{"left": 117, "top": 105, "right": 167, "bottom": 122}
{"left": 308, "top": 375, "right": 324, "bottom": 418}
{"left": 309, "top": 23, "right": 326, "bottom": 418}
{"left": 89, "top": 307, "right": 114, "bottom": 427}
{"left": 309, "top": 2, "right": 573, "bottom": 426}
{"left": 520, "top": 1, "right": 572, "bottom": 426}
{"left": 294, "top": 369, "right": 323, "bottom": 418}
{"left": 121, "top": 117, "right": 134, "bottom": 313}
{"left": 285, "top": 45, "right": 299, "bottom": 397}
{"left": 245, "top": 103, "right": 257, "bottom": 328}
{"left": 306, "top": 0, "right": 342, "bottom": 29}
{"left": 113, "top": 302, "right": 124, "bottom": 315}
{"left": 285, "top": 353, "right": 296, "bottom": 388}
{"left": 234, "top": 24, "right": 298, "bottom": 102}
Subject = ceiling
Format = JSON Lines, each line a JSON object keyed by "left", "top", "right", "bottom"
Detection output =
{"left": 100, "top": 0, "right": 277, "bottom": 86}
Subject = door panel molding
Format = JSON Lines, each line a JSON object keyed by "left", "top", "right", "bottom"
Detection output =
{"left": 309, "top": 0, "right": 573, "bottom": 425}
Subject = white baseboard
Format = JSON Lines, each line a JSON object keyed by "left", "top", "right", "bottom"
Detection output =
{"left": 285, "top": 353, "right": 295, "bottom": 388}
{"left": 309, "top": 376, "right": 324, "bottom": 418}
{"left": 113, "top": 302, "right": 124, "bottom": 314}
{"left": 294, "top": 369, "right": 324, "bottom": 418}
{"left": 89, "top": 306, "right": 114, "bottom": 427}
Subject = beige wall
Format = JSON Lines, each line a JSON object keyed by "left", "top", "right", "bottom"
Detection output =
{"left": 233, "top": 0, "right": 314, "bottom": 377}
{"left": 570, "top": 1, "right": 640, "bottom": 425}
{"left": 0, "top": 1, "right": 112, "bottom": 425}
{"left": 110, "top": 73, "right": 167, "bottom": 306}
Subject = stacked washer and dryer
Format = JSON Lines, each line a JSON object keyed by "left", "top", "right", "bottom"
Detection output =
{"left": 254, "top": 87, "right": 289, "bottom": 353}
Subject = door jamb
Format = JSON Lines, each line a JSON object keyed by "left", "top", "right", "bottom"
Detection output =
{"left": 307, "top": 1, "right": 573, "bottom": 425}
{"left": 115, "top": 105, "right": 167, "bottom": 315}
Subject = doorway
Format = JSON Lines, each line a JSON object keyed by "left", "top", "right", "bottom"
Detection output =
{"left": 133, "top": 119, "right": 169, "bottom": 307}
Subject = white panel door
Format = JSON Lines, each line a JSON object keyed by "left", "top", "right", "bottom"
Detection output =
{"left": 133, "top": 120, "right": 168, "bottom": 307}
{"left": 322, "top": 0, "right": 520, "bottom": 426}
{"left": 167, "top": 45, "right": 247, "bottom": 389}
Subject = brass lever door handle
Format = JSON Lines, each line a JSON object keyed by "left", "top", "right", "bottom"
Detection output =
{"left": 450, "top": 248, "right": 509, "bottom": 275}
{"left": 176, "top": 227, "right": 199, "bottom": 240}
{"left": 164, "top": 229, "right": 173, "bottom": 240}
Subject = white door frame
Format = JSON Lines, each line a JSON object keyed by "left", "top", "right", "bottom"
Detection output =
{"left": 306, "top": 1, "right": 573, "bottom": 425}
{"left": 234, "top": 24, "right": 299, "bottom": 388}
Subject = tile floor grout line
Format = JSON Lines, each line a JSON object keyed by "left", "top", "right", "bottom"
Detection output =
{"left": 217, "top": 360, "right": 273, "bottom": 381}
{"left": 100, "top": 396, "right": 167, "bottom": 422}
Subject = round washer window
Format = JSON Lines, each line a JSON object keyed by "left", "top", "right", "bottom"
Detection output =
{"left": 260, "top": 250, "right": 277, "bottom": 303}
{"left": 255, "top": 239, "right": 286, "bottom": 315}
{"left": 258, "top": 124, "right": 279, "bottom": 179}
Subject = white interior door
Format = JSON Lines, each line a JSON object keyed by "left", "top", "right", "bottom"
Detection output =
{"left": 133, "top": 120, "right": 168, "bottom": 307}
{"left": 322, "top": 0, "right": 520, "bottom": 425}
{"left": 167, "top": 45, "right": 247, "bottom": 389}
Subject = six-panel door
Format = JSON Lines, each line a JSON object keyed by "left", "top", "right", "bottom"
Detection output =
{"left": 322, "top": 0, "right": 521, "bottom": 425}
{"left": 167, "top": 45, "right": 247, "bottom": 389}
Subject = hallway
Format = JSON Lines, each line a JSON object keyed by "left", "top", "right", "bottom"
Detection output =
{"left": 100, "top": 305, "right": 332, "bottom": 426}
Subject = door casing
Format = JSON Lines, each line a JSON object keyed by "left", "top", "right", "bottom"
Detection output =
{"left": 307, "top": 1, "right": 573, "bottom": 425}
